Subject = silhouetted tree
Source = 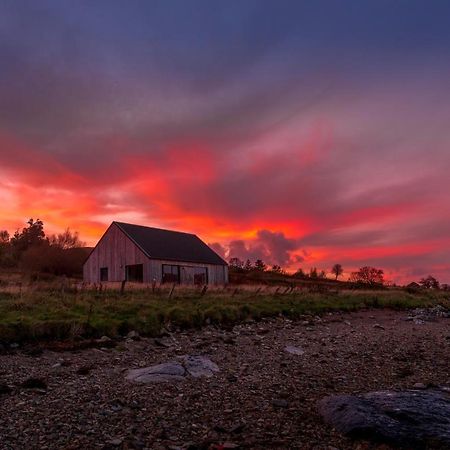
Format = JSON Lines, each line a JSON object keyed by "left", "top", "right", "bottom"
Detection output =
{"left": 243, "top": 259, "right": 253, "bottom": 271}
{"left": 419, "top": 275, "right": 440, "bottom": 290}
{"left": 48, "top": 228, "right": 83, "bottom": 250}
{"left": 254, "top": 259, "right": 267, "bottom": 272}
{"left": 271, "top": 265, "right": 283, "bottom": 274}
{"left": 318, "top": 270, "right": 327, "bottom": 279}
{"left": 331, "top": 263, "right": 343, "bottom": 280}
{"left": 349, "top": 266, "right": 384, "bottom": 285}
{"left": 229, "top": 257, "right": 244, "bottom": 269}
{"left": 293, "top": 268, "right": 306, "bottom": 279}
{"left": 309, "top": 267, "right": 318, "bottom": 279}
{"left": 11, "top": 218, "right": 45, "bottom": 255}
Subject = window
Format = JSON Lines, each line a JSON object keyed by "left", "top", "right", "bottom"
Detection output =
{"left": 100, "top": 267, "right": 108, "bottom": 282}
{"left": 125, "top": 264, "right": 144, "bottom": 282}
{"left": 162, "top": 264, "right": 180, "bottom": 284}
{"left": 193, "top": 267, "right": 208, "bottom": 285}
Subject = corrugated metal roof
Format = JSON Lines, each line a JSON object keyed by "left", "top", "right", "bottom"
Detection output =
{"left": 114, "top": 222, "right": 227, "bottom": 266}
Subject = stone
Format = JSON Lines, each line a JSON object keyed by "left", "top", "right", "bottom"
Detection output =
{"left": 318, "top": 389, "right": 450, "bottom": 448}
{"left": 0, "top": 383, "right": 12, "bottom": 395}
{"left": 21, "top": 377, "right": 47, "bottom": 390}
{"left": 127, "top": 330, "right": 140, "bottom": 340}
{"left": 182, "top": 355, "right": 219, "bottom": 378}
{"left": 284, "top": 345, "right": 305, "bottom": 356}
{"left": 126, "top": 356, "right": 219, "bottom": 383}
{"left": 373, "top": 324, "right": 385, "bottom": 330}
{"left": 272, "top": 399, "right": 289, "bottom": 408}
{"left": 126, "top": 362, "right": 186, "bottom": 383}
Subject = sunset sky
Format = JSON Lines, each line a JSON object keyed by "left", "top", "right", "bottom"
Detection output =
{"left": 1, "top": 1, "right": 450, "bottom": 283}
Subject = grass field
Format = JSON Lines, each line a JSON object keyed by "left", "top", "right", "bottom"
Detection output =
{"left": 0, "top": 282, "right": 448, "bottom": 343}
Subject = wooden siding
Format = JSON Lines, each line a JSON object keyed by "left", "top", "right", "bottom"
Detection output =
{"left": 83, "top": 223, "right": 228, "bottom": 285}
{"left": 83, "top": 223, "right": 149, "bottom": 283}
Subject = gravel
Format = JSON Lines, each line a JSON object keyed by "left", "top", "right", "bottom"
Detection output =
{"left": 0, "top": 309, "right": 449, "bottom": 449}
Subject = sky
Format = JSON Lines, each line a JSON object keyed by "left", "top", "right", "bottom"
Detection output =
{"left": 1, "top": 0, "right": 450, "bottom": 284}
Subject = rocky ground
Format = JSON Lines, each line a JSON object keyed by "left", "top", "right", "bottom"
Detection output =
{"left": 0, "top": 309, "right": 449, "bottom": 450}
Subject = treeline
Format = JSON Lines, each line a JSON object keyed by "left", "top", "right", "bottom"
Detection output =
{"left": 229, "top": 257, "right": 448, "bottom": 290}
{"left": 0, "top": 219, "right": 88, "bottom": 277}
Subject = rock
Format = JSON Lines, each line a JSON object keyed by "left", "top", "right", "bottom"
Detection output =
{"left": 126, "top": 362, "right": 186, "bottom": 383}
{"left": 126, "top": 355, "right": 219, "bottom": 383}
{"left": 10, "top": 343, "right": 19, "bottom": 349}
{"left": 153, "top": 338, "right": 171, "bottom": 348}
{"left": 21, "top": 377, "right": 47, "bottom": 390}
{"left": 284, "top": 345, "right": 305, "bottom": 356}
{"left": 182, "top": 355, "right": 219, "bottom": 378}
{"left": 107, "top": 438, "right": 123, "bottom": 447}
{"left": 373, "top": 324, "right": 385, "bottom": 330}
{"left": 413, "top": 382, "right": 427, "bottom": 390}
{"left": 127, "top": 331, "right": 140, "bottom": 340}
{"left": 272, "top": 399, "right": 289, "bottom": 408}
{"left": 318, "top": 389, "right": 450, "bottom": 448}
{"left": 0, "top": 383, "right": 12, "bottom": 395}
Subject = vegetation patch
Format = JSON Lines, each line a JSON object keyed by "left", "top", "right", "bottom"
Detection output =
{"left": 0, "top": 286, "right": 448, "bottom": 343}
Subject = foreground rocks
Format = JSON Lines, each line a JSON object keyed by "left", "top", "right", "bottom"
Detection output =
{"left": 0, "top": 309, "right": 449, "bottom": 449}
{"left": 126, "top": 355, "right": 219, "bottom": 383}
{"left": 319, "top": 388, "right": 450, "bottom": 448}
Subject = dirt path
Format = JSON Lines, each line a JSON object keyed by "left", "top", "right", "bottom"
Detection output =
{"left": 0, "top": 309, "right": 449, "bottom": 449}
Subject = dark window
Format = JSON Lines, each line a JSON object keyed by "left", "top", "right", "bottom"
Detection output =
{"left": 126, "top": 264, "right": 144, "bottom": 282}
{"left": 162, "top": 264, "right": 180, "bottom": 284}
{"left": 100, "top": 267, "right": 108, "bottom": 282}
{"left": 193, "top": 267, "right": 208, "bottom": 285}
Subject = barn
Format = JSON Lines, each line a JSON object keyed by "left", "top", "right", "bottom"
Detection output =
{"left": 83, "top": 222, "right": 228, "bottom": 285}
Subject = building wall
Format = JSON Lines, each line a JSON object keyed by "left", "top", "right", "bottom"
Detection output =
{"left": 83, "top": 223, "right": 229, "bottom": 285}
{"left": 83, "top": 223, "right": 150, "bottom": 283}
{"left": 149, "top": 259, "right": 228, "bottom": 285}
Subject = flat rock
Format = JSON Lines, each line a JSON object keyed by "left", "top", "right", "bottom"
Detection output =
{"left": 182, "top": 355, "right": 219, "bottom": 378}
{"left": 318, "top": 389, "right": 450, "bottom": 448}
{"left": 126, "top": 356, "right": 219, "bottom": 383}
{"left": 284, "top": 345, "right": 305, "bottom": 356}
{"left": 126, "top": 362, "right": 186, "bottom": 383}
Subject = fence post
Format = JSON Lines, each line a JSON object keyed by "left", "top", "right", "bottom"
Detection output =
{"left": 120, "top": 280, "right": 126, "bottom": 295}
{"left": 168, "top": 283, "right": 176, "bottom": 298}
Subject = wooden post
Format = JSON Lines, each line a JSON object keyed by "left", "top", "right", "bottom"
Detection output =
{"left": 120, "top": 280, "right": 126, "bottom": 295}
{"left": 200, "top": 285, "right": 208, "bottom": 297}
{"left": 168, "top": 283, "right": 176, "bottom": 299}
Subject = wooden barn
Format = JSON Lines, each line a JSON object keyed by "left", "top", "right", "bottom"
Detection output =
{"left": 83, "top": 222, "right": 228, "bottom": 285}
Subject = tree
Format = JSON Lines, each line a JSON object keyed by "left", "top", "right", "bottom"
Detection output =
{"left": 309, "top": 267, "right": 318, "bottom": 279}
{"left": 293, "top": 268, "right": 306, "bottom": 279}
{"left": 419, "top": 275, "right": 440, "bottom": 290}
{"left": 331, "top": 263, "right": 343, "bottom": 280}
{"left": 11, "top": 218, "right": 45, "bottom": 254}
{"left": 349, "top": 266, "right": 384, "bottom": 285}
{"left": 243, "top": 259, "right": 253, "bottom": 271}
{"left": 48, "top": 228, "right": 83, "bottom": 250}
{"left": 254, "top": 259, "right": 267, "bottom": 272}
{"left": 271, "top": 265, "right": 283, "bottom": 274}
{"left": 318, "top": 270, "right": 327, "bottom": 279}
{"left": 0, "top": 230, "right": 9, "bottom": 244}
{"left": 228, "top": 257, "right": 244, "bottom": 269}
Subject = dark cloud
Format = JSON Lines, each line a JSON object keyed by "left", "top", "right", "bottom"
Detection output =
{"left": 227, "top": 229, "right": 300, "bottom": 267}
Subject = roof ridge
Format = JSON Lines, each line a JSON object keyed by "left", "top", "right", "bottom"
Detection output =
{"left": 113, "top": 221, "right": 197, "bottom": 237}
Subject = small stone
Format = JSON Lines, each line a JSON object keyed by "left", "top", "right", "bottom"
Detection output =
{"left": 373, "top": 324, "right": 385, "bottom": 330}
{"left": 127, "top": 330, "right": 140, "bottom": 340}
{"left": 272, "top": 399, "right": 289, "bottom": 408}
{"left": 107, "top": 438, "right": 123, "bottom": 446}
{"left": 413, "top": 383, "right": 427, "bottom": 390}
{"left": 21, "top": 377, "right": 47, "bottom": 390}
{"left": 284, "top": 345, "right": 305, "bottom": 356}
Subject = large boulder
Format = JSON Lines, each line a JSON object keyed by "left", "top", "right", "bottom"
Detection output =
{"left": 318, "top": 389, "right": 450, "bottom": 448}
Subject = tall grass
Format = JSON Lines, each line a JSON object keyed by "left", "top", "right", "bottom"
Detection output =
{"left": 0, "top": 285, "right": 447, "bottom": 343}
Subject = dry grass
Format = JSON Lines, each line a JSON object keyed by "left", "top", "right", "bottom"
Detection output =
{"left": 0, "top": 279, "right": 448, "bottom": 343}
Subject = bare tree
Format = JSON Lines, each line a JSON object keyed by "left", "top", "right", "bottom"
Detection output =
{"left": 331, "top": 263, "right": 343, "bottom": 280}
